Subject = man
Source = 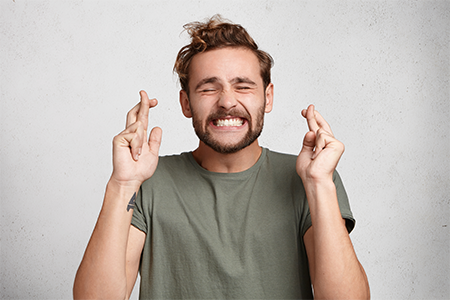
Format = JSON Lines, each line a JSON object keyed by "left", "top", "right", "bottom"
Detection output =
{"left": 74, "top": 15, "right": 370, "bottom": 299}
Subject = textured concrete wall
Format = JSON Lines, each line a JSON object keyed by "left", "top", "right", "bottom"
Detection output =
{"left": 1, "top": 1, "right": 448, "bottom": 299}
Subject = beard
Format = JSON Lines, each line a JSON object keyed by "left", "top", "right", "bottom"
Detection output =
{"left": 191, "top": 102, "right": 266, "bottom": 154}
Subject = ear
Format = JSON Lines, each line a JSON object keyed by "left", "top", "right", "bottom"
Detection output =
{"left": 264, "top": 83, "right": 274, "bottom": 113}
{"left": 179, "top": 90, "right": 192, "bottom": 118}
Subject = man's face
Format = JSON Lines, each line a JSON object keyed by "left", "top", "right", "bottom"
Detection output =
{"left": 180, "top": 47, "right": 273, "bottom": 154}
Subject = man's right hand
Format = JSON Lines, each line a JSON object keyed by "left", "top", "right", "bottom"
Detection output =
{"left": 73, "top": 90, "right": 159, "bottom": 299}
{"left": 110, "top": 90, "right": 162, "bottom": 187}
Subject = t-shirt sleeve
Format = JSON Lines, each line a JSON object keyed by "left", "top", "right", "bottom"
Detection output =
{"left": 333, "top": 170, "right": 355, "bottom": 233}
{"left": 131, "top": 186, "right": 148, "bottom": 234}
{"left": 300, "top": 170, "right": 355, "bottom": 236}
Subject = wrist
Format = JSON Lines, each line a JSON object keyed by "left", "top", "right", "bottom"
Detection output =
{"left": 301, "top": 172, "right": 334, "bottom": 188}
{"left": 303, "top": 177, "right": 336, "bottom": 202}
{"left": 106, "top": 177, "right": 141, "bottom": 198}
{"left": 108, "top": 175, "right": 142, "bottom": 190}
{"left": 96, "top": 179, "right": 141, "bottom": 220}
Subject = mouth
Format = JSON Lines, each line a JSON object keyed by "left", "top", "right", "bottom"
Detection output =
{"left": 213, "top": 117, "right": 245, "bottom": 127}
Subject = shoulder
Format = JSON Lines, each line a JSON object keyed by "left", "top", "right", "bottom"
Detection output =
{"left": 264, "top": 149, "right": 298, "bottom": 170}
{"left": 265, "top": 149, "right": 297, "bottom": 161}
{"left": 261, "top": 148, "right": 301, "bottom": 184}
{"left": 157, "top": 152, "right": 193, "bottom": 170}
{"left": 141, "top": 152, "right": 195, "bottom": 187}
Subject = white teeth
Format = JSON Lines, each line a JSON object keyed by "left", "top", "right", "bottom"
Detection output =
{"left": 215, "top": 118, "right": 243, "bottom": 127}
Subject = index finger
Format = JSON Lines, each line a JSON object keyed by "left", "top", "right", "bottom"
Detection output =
{"left": 126, "top": 90, "right": 158, "bottom": 128}
{"left": 302, "top": 104, "right": 333, "bottom": 135}
{"left": 302, "top": 104, "right": 320, "bottom": 133}
{"left": 126, "top": 102, "right": 141, "bottom": 128}
{"left": 313, "top": 109, "right": 333, "bottom": 135}
{"left": 137, "top": 90, "right": 151, "bottom": 127}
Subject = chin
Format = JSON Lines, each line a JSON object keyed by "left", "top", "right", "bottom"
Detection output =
{"left": 193, "top": 110, "right": 265, "bottom": 154}
{"left": 199, "top": 132, "right": 261, "bottom": 154}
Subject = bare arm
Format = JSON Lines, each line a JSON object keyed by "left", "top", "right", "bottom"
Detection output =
{"left": 297, "top": 105, "right": 370, "bottom": 299}
{"left": 73, "top": 91, "right": 161, "bottom": 299}
{"left": 125, "top": 226, "right": 146, "bottom": 299}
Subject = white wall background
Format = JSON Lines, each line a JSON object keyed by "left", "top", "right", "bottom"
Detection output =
{"left": 1, "top": 0, "right": 448, "bottom": 299}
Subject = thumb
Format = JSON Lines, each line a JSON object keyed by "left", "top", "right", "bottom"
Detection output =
{"left": 148, "top": 127, "right": 162, "bottom": 156}
{"left": 300, "top": 130, "right": 316, "bottom": 155}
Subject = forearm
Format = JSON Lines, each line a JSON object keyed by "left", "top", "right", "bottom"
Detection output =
{"left": 306, "top": 179, "right": 369, "bottom": 299}
{"left": 73, "top": 180, "right": 139, "bottom": 299}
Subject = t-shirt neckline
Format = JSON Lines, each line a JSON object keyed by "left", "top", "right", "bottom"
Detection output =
{"left": 186, "top": 147, "right": 268, "bottom": 178}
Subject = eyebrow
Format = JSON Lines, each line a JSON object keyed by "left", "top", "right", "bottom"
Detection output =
{"left": 194, "top": 76, "right": 257, "bottom": 91}
{"left": 194, "top": 77, "right": 219, "bottom": 91}
{"left": 230, "top": 77, "right": 257, "bottom": 86}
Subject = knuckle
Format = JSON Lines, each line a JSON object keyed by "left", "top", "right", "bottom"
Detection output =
{"left": 132, "top": 132, "right": 140, "bottom": 140}
{"left": 318, "top": 129, "right": 331, "bottom": 137}
{"left": 113, "top": 131, "right": 124, "bottom": 140}
{"left": 112, "top": 134, "right": 124, "bottom": 146}
{"left": 317, "top": 130, "right": 326, "bottom": 138}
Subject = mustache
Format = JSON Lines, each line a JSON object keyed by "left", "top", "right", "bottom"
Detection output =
{"left": 206, "top": 108, "right": 251, "bottom": 123}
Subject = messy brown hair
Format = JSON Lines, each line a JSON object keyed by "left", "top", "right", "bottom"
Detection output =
{"left": 174, "top": 15, "right": 274, "bottom": 95}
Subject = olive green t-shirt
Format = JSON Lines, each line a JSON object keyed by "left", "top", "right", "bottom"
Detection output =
{"left": 132, "top": 148, "right": 354, "bottom": 299}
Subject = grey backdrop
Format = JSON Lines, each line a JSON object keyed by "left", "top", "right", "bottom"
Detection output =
{"left": 1, "top": 1, "right": 449, "bottom": 299}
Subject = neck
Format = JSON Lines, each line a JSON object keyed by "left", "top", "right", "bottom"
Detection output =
{"left": 192, "top": 140, "right": 262, "bottom": 173}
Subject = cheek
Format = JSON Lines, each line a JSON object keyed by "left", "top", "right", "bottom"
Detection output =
{"left": 191, "top": 104, "right": 211, "bottom": 121}
{"left": 246, "top": 96, "right": 266, "bottom": 113}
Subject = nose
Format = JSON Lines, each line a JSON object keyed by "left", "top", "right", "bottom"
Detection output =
{"left": 218, "top": 89, "right": 237, "bottom": 111}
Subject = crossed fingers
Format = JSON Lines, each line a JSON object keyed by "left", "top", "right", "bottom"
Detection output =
{"left": 301, "top": 104, "right": 333, "bottom": 136}
{"left": 127, "top": 91, "right": 158, "bottom": 128}
{"left": 301, "top": 104, "right": 337, "bottom": 159}
{"left": 123, "top": 91, "right": 158, "bottom": 160}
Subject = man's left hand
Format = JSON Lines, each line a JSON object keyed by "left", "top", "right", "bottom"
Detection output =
{"left": 296, "top": 104, "right": 345, "bottom": 183}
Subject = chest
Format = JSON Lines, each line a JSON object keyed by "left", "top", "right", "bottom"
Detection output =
{"left": 149, "top": 176, "right": 300, "bottom": 258}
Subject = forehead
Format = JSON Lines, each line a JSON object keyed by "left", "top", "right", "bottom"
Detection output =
{"left": 188, "top": 47, "right": 262, "bottom": 87}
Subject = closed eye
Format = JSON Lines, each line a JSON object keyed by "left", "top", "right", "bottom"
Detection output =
{"left": 236, "top": 86, "right": 254, "bottom": 93}
{"left": 200, "top": 88, "right": 218, "bottom": 94}
{"left": 197, "top": 87, "right": 220, "bottom": 97}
